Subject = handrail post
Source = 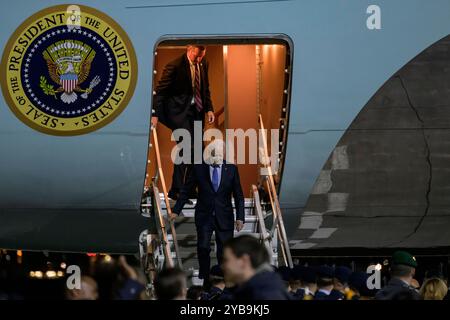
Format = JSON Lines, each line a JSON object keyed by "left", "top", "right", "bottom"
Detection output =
{"left": 252, "top": 185, "right": 275, "bottom": 264}
{"left": 151, "top": 127, "right": 183, "bottom": 269}
{"left": 264, "top": 179, "right": 288, "bottom": 267}
{"left": 258, "top": 114, "right": 293, "bottom": 268}
{"left": 151, "top": 183, "right": 174, "bottom": 268}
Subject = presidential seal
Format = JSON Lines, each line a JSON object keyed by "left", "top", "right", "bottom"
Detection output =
{"left": 0, "top": 5, "right": 137, "bottom": 135}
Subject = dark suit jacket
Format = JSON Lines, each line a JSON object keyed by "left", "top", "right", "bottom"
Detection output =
{"left": 173, "top": 162, "right": 245, "bottom": 231}
{"left": 314, "top": 290, "right": 333, "bottom": 300}
{"left": 233, "top": 271, "right": 292, "bottom": 300}
{"left": 153, "top": 54, "right": 214, "bottom": 130}
{"left": 375, "top": 278, "right": 421, "bottom": 300}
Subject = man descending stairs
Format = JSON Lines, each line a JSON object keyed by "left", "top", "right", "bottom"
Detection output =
{"left": 139, "top": 119, "right": 292, "bottom": 291}
{"left": 141, "top": 193, "right": 279, "bottom": 287}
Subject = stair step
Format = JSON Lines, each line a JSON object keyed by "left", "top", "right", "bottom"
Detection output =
{"left": 141, "top": 196, "right": 257, "bottom": 218}
{"left": 140, "top": 195, "right": 280, "bottom": 276}
{"left": 169, "top": 215, "right": 261, "bottom": 223}
{"left": 167, "top": 232, "right": 267, "bottom": 242}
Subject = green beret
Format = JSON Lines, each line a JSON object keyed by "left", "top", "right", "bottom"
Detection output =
{"left": 392, "top": 251, "right": 417, "bottom": 268}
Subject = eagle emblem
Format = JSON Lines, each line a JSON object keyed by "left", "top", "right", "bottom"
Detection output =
{"left": 40, "top": 40, "right": 100, "bottom": 104}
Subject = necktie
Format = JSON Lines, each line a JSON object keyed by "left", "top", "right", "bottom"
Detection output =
{"left": 194, "top": 64, "right": 203, "bottom": 112}
{"left": 212, "top": 165, "right": 219, "bottom": 192}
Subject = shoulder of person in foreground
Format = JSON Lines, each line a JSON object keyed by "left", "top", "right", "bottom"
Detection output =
{"left": 237, "top": 270, "right": 292, "bottom": 300}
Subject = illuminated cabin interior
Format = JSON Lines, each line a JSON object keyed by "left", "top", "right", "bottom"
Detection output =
{"left": 144, "top": 38, "right": 292, "bottom": 198}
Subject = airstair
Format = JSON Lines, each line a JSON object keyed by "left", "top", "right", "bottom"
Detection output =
{"left": 139, "top": 115, "right": 292, "bottom": 295}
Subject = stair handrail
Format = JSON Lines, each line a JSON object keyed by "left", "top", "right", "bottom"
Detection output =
{"left": 151, "top": 127, "right": 183, "bottom": 269}
{"left": 252, "top": 185, "right": 275, "bottom": 264}
{"left": 264, "top": 178, "right": 288, "bottom": 266}
{"left": 258, "top": 114, "right": 293, "bottom": 268}
{"left": 151, "top": 182, "right": 174, "bottom": 268}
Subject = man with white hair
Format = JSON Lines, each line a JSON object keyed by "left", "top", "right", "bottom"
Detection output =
{"left": 173, "top": 139, "right": 245, "bottom": 282}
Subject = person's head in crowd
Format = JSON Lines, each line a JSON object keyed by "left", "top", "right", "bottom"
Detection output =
{"left": 375, "top": 251, "right": 421, "bottom": 300}
{"left": 276, "top": 266, "right": 292, "bottom": 290}
{"left": 154, "top": 268, "right": 187, "bottom": 300}
{"left": 348, "top": 271, "right": 373, "bottom": 300}
{"left": 187, "top": 285, "right": 204, "bottom": 300}
{"left": 65, "top": 275, "right": 99, "bottom": 300}
{"left": 302, "top": 266, "right": 318, "bottom": 295}
{"left": 223, "top": 235, "right": 292, "bottom": 300}
{"left": 390, "top": 251, "right": 417, "bottom": 286}
{"left": 222, "top": 235, "right": 270, "bottom": 286}
{"left": 316, "top": 265, "right": 335, "bottom": 291}
{"left": 333, "top": 266, "right": 352, "bottom": 293}
{"left": 209, "top": 265, "right": 226, "bottom": 290}
{"left": 290, "top": 265, "right": 305, "bottom": 292}
{"left": 420, "top": 278, "right": 448, "bottom": 300}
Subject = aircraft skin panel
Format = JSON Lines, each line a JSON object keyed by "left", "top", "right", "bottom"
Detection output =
{"left": 0, "top": 134, "right": 147, "bottom": 208}
{"left": 0, "top": 0, "right": 450, "bottom": 252}
{"left": 0, "top": 208, "right": 149, "bottom": 253}
{"left": 291, "top": 35, "right": 450, "bottom": 252}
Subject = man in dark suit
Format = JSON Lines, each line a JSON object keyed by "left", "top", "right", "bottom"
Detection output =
{"left": 172, "top": 140, "right": 245, "bottom": 281}
{"left": 314, "top": 265, "right": 342, "bottom": 300}
{"left": 375, "top": 251, "right": 421, "bottom": 300}
{"left": 152, "top": 45, "right": 215, "bottom": 200}
{"left": 222, "top": 235, "right": 291, "bottom": 300}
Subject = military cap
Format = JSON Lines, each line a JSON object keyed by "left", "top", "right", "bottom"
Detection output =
{"left": 316, "top": 265, "right": 334, "bottom": 279}
{"left": 291, "top": 265, "right": 306, "bottom": 281}
{"left": 302, "top": 267, "right": 317, "bottom": 284}
{"left": 349, "top": 271, "right": 373, "bottom": 297}
{"left": 334, "top": 266, "right": 352, "bottom": 284}
{"left": 392, "top": 251, "right": 417, "bottom": 268}
{"left": 276, "top": 266, "right": 292, "bottom": 282}
{"left": 349, "top": 272, "right": 368, "bottom": 291}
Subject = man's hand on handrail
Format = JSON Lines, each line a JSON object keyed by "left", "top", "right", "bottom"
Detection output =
{"left": 151, "top": 116, "right": 158, "bottom": 129}
{"left": 207, "top": 111, "right": 215, "bottom": 124}
{"left": 235, "top": 220, "right": 244, "bottom": 232}
{"left": 168, "top": 212, "right": 177, "bottom": 221}
{"left": 168, "top": 207, "right": 180, "bottom": 221}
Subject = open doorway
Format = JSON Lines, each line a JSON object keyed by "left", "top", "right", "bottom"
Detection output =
{"left": 144, "top": 36, "right": 292, "bottom": 199}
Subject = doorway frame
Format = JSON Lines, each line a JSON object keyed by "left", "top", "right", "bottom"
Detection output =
{"left": 147, "top": 34, "right": 294, "bottom": 194}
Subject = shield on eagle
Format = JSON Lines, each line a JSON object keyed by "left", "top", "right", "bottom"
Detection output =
{"left": 60, "top": 72, "right": 78, "bottom": 93}
{"left": 41, "top": 40, "right": 96, "bottom": 104}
